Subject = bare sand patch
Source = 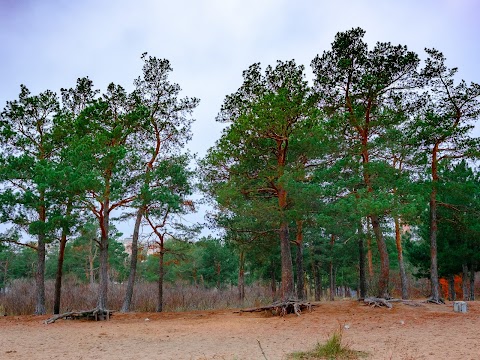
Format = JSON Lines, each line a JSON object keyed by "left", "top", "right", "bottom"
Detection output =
{"left": 1, "top": 300, "right": 479, "bottom": 359}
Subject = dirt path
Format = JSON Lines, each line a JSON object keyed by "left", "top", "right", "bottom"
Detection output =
{"left": 1, "top": 300, "right": 479, "bottom": 359}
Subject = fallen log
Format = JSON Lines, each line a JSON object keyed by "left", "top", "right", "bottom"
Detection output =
{"left": 45, "top": 308, "right": 115, "bottom": 324}
{"left": 240, "top": 299, "right": 314, "bottom": 316}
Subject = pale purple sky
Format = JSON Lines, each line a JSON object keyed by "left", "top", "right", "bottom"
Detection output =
{"left": 1, "top": 0, "right": 479, "bottom": 237}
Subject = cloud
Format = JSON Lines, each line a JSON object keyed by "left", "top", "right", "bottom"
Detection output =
{"left": 0, "top": 0, "right": 479, "bottom": 238}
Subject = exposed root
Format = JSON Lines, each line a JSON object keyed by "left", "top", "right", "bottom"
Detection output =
{"left": 45, "top": 308, "right": 115, "bottom": 324}
{"left": 426, "top": 298, "right": 445, "bottom": 305}
{"left": 363, "top": 297, "right": 393, "bottom": 309}
{"left": 240, "top": 299, "right": 314, "bottom": 316}
{"left": 388, "top": 299, "right": 424, "bottom": 307}
{"left": 362, "top": 297, "right": 424, "bottom": 309}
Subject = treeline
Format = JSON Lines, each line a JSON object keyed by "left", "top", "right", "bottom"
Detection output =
{"left": 1, "top": 28, "right": 479, "bottom": 315}
{"left": 200, "top": 28, "right": 480, "bottom": 304}
{"left": 0, "top": 236, "right": 240, "bottom": 289}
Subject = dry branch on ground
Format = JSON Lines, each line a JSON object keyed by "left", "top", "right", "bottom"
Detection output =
{"left": 44, "top": 308, "right": 115, "bottom": 324}
{"left": 362, "top": 297, "right": 424, "bottom": 309}
{"left": 240, "top": 299, "right": 314, "bottom": 316}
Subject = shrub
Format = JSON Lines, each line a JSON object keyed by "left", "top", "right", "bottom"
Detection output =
{"left": 289, "top": 327, "right": 367, "bottom": 360}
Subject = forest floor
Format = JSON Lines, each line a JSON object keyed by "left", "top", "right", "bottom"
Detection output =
{"left": 1, "top": 299, "right": 479, "bottom": 360}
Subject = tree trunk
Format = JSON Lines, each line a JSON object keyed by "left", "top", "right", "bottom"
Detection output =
{"left": 370, "top": 215, "right": 390, "bottom": 298}
{"left": 238, "top": 249, "right": 245, "bottom": 302}
{"left": 53, "top": 229, "right": 68, "bottom": 314}
{"left": 358, "top": 221, "right": 367, "bottom": 299}
{"left": 53, "top": 203, "right": 72, "bottom": 314}
{"left": 34, "top": 200, "right": 47, "bottom": 315}
{"left": 156, "top": 249, "right": 164, "bottom": 312}
{"left": 216, "top": 261, "right": 221, "bottom": 288}
{"left": 329, "top": 234, "right": 335, "bottom": 301}
{"left": 462, "top": 264, "right": 469, "bottom": 301}
{"left": 429, "top": 145, "right": 441, "bottom": 302}
{"left": 97, "top": 235, "right": 109, "bottom": 311}
{"left": 270, "top": 259, "right": 277, "bottom": 301}
{"left": 89, "top": 237, "right": 96, "bottom": 287}
{"left": 295, "top": 220, "right": 305, "bottom": 300}
{"left": 448, "top": 275, "right": 456, "bottom": 301}
{"left": 329, "top": 263, "right": 336, "bottom": 301}
{"left": 366, "top": 223, "right": 374, "bottom": 278}
{"left": 429, "top": 189, "right": 441, "bottom": 301}
{"left": 121, "top": 207, "right": 144, "bottom": 312}
{"left": 97, "top": 199, "right": 110, "bottom": 311}
{"left": 394, "top": 217, "right": 409, "bottom": 299}
{"left": 35, "top": 234, "right": 46, "bottom": 315}
{"left": 470, "top": 269, "right": 475, "bottom": 301}
{"left": 193, "top": 267, "right": 198, "bottom": 287}
{"left": 2, "top": 259, "right": 8, "bottom": 294}
{"left": 315, "top": 271, "right": 322, "bottom": 301}
{"left": 278, "top": 188, "right": 294, "bottom": 300}
{"left": 312, "top": 243, "right": 322, "bottom": 301}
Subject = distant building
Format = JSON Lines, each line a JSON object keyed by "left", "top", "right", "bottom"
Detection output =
{"left": 121, "top": 237, "right": 158, "bottom": 258}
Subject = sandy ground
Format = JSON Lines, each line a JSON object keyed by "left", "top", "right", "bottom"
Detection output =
{"left": 1, "top": 300, "right": 480, "bottom": 360}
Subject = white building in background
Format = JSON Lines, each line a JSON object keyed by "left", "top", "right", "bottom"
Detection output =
{"left": 121, "top": 237, "right": 158, "bottom": 258}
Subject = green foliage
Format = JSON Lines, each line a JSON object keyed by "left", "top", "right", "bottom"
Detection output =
{"left": 1, "top": 245, "right": 37, "bottom": 281}
{"left": 195, "top": 238, "right": 238, "bottom": 287}
{"left": 1, "top": 29, "right": 479, "bottom": 307}
{"left": 406, "top": 161, "right": 480, "bottom": 278}
{"left": 136, "top": 237, "right": 239, "bottom": 287}
{"left": 43, "top": 222, "right": 128, "bottom": 283}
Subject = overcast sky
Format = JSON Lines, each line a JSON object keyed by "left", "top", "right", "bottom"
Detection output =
{"left": 1, "top": 0, "right": 479, "bottom": 238}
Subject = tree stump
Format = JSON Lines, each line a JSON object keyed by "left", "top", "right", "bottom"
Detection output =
{"left": 453, "top": 301, "right": 467, "bottom": 313}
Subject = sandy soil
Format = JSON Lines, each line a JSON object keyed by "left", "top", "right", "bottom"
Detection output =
{"left": 1, "top": 300, "right": 479, "bottom": 360}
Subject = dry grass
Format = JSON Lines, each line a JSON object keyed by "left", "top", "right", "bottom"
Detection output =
{"left": 0, "top": 278, "right": 272, "bottom": 315}
{"left": 288, "top": 327, "right": 368, "bottom": 360}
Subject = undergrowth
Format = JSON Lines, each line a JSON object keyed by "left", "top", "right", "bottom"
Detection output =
{"left": 0, "top": 278, "right": 273, "bottom": 315}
